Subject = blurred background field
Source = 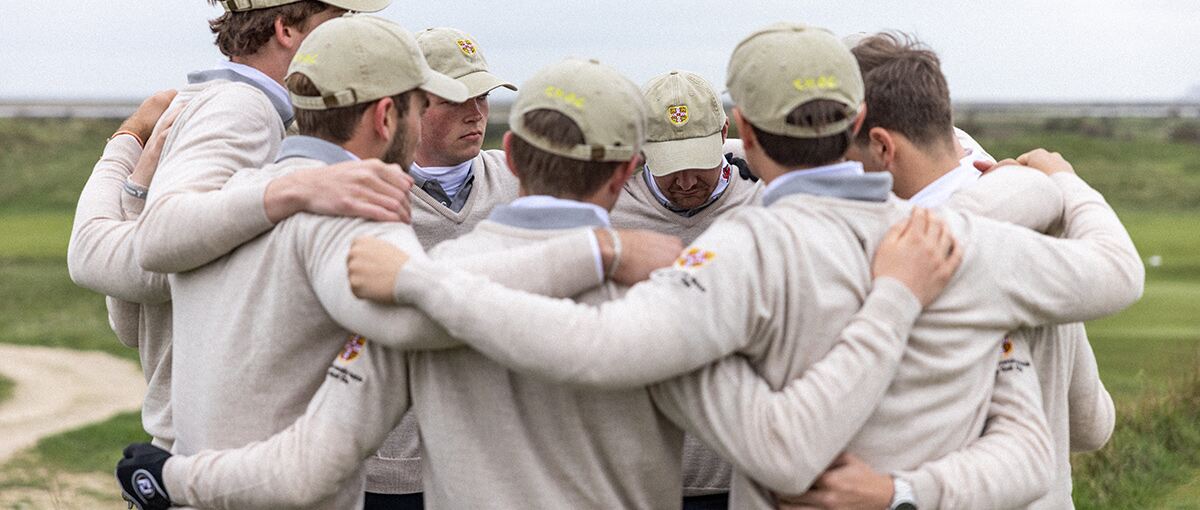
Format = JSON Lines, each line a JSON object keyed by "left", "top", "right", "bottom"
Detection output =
{"left": 0, "top": 109, "right": 1198, "bottom": 508}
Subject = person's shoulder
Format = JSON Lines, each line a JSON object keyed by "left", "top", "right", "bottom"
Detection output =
{"left": 185, "top": 81, "right": 277, "bottom": 122}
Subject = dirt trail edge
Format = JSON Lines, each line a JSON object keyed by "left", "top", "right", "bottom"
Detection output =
{"left": 0, "top": 344, "right": 145, "bottom": 463}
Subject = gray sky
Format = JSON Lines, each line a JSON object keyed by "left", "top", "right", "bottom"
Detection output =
{"left": 4, "top": 0, "right": 1199, "bottom": 102}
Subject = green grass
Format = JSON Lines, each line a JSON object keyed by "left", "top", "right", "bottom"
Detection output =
{"left": 1072, "top": 374, "right": 1200, "bottom": 509}
{"left": 0, "top": 374, "right": 13, "bottom": 406}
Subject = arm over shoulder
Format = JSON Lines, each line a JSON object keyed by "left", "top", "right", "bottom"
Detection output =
{"left": 135, "top": 84, "right": 280, "bottom": 273}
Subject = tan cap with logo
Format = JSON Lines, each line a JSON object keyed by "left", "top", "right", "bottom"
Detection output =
{"left": 726, "top": 22, "right": 864, "bottom": 138}
{"left": 287, "top": 15, "right": 468, "bottom": 111}
{"left": 217, "top": 0, "right": 391, "bottom": 13}
{"left": 417, "top": 28, "right": 516, "bottom": 98}
{"left": 641, "top": 70, "right": 727, "bottom": 176}
{"left": 510, "top": 58, "right": 646, "bottom": 163}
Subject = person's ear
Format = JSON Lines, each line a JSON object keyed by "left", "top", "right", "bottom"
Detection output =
{"left": 851, "top": 103, "right": 867, "bottom": 136}
{"left": 502, "top": 132, "right": 520, "bottom": 179}
{"left": 869, "top": 127, "right": 896, "bottom": 168}
{"left": 373, "top": 97, "right": 396, "bottom": 141}
{"left": 732, "top": 108, "right": 756, "bottom": 151}
{"left": 609, "top": 157, "right": 638, "bottom": 194}
{"left": 720, "top": 119, "right": 730, "bottom": 143}
{"left": 274, "top": 16, "right": 302, "bottom": 50}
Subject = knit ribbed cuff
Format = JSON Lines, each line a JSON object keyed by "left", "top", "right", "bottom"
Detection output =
{"left": 162, "top": 456, "right": 192, "bottom": 506}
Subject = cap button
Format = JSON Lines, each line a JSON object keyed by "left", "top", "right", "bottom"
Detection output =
{"left": 588, "top": 58, "right": 600, "bottom": 65}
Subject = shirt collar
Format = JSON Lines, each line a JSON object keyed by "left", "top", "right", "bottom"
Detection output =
{"left": 762, "top": 161, "right": 893, "bottom": 207}
{"left": 275, "top": 136, "right": 359, "bottom": 165}
{"left": 489, "top": 195, "right": 611, "bottom": 229}
{"left": 410, "top": 158, "right": 475, "bottom": 199}
{"left": 187, "top": 62, "right": 294, "bottom": 125}
{"left": 908, "top": 160, "right": 983, "bottom": 208}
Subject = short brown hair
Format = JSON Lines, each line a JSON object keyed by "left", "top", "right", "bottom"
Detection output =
{"left": 851, "top": 32, "right": 954, "bottom": 151}
{"left": 207, "top": 1, "right": 331, "bottom": 58}
{"left": 286, "top": 73, "right": 414, "bottom": 143}
{"left": 749, "top": 100, "right": 854, "bottom": 168}
{"left": 508, "top": 110, "right": 624, "bottom": 199}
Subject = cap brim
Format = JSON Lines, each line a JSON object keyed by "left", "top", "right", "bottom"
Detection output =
{"left": 420, "top": 70, "right": 470, "bottom": 103}
{"left": 643, "top": 132, "right": 725, "bottom": 177}
{"left": 323, "top": 0, "right": 391, "bottom": 12}
{"left": 457, "top": 70, "right": 517, "bottom": 98}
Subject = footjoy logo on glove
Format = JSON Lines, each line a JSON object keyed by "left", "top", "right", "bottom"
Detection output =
{"left": 133, "top": 469, "right": 163, "bottom": 501}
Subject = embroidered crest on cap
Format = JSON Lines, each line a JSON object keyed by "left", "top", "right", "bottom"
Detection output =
{"left": 457, "top": 39, "right": 477, "bottom": 57}
{"left": 1001, "top": 338, "right": 1014, "bottom": 358}
{"left": 675, "top": 247, "right": 715, "bottom": 270}
{"left": 338, "top": 335, "right": 368, "bottom": 364}
{"left": 667, "top": 105, "right": 689, "bottom": 127}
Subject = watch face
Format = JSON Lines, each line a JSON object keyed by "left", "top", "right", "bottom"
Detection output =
{"left": 895, "top": 503, "right": 917, "bottom": 510}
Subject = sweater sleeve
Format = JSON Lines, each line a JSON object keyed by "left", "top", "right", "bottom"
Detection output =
{"left": 389, "top": 211, "right": 772, "bottom": 389}
{"left": 106, "top": 296, "right": 141, "bottom": 349}
{"left": 306, "top": 219, "right": 604, "bottom": 351}
{"left": 1066, "top": 323, "right": 1116, "bottom": 452}
{"left": 164, "top": 339, "right": 410, "bottom": 510}
{"left": 135, "top": 85, "right": 279, "bottom": 274}
{"left": 945, "top": 165, "right": 1064, "bottom": 234}
{"left": 67, "top": 136, "right": 171, "bottom": 304}
{"left": 648, "top": 278, "right": 921, "bottom": 494}
{"left": 978, "top": 172, "right": 1144, "bottom": 328}
{"left": 897, "top": 337, "right": 1054, "bottom": 509}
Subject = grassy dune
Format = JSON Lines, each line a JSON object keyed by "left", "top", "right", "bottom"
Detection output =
{"left": 0, "top": 117, "right": 1197, "bottom": 507}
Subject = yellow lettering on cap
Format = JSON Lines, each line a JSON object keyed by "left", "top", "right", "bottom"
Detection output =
{"left": 793, "top": 75, "right": 839, "bottom": 92}
{"left": 543, "top": 86, "right": 586, "bottom": 109}
{"left": 292, "top": 53, "right": 318, "bottom": 65}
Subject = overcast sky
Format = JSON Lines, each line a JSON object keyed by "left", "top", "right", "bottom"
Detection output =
{"left": 4, "top": 0, "right": 1199, "bottom": 102}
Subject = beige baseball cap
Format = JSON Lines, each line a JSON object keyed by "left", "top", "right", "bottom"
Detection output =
{"left": 416, "top": 28, "right": 516, "bottom": 98}
{"left": 509, "top": 58, "right": 646, "bottom": 163}
{"left": 641, "top": 70, "right": 727, "bottom": 176}
{"left": 286, "top": 15, "right": 468, "bottom": 111}
{"left": 217, "top": 0, "right": 391, "bottom": 13}
{"left": 726, "top": 22, "right": 864, "bottom": 138}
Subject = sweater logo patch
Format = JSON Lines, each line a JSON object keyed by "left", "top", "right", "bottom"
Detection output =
{"left": 675, "top": 247, "right": 715, "bottom": 271}
{"left": 997, "top": 337, "right": 1031, "bottom": 373}
{"left": 337, "top": 335, "right": 367, "bottom": 365}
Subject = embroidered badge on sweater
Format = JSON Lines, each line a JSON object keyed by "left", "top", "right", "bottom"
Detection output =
{"left": 328, "top": 335, "right": 368, "bottom": 385}
{"left": 675, "top": 247, "right": 715, "bottom": 271}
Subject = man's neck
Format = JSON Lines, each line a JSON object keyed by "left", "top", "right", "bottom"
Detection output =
{"left": 413, "top": 156, "right": 474, "bottom": 170}
{"left": 231, "top": 54, "right": 286, "bottom": 86}
{"left": 753, "top": 155, "right": 849, "bottom": 185}
{"left": 516, "top": 189, "right": 613, "bottom": 212}
{"left": 892, "top": 146, "right": 961, "bottom": 199}
{"left": 336, "top": 136, "right": 378, "bottom": 161}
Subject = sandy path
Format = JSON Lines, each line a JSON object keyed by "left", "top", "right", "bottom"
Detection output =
{"left": 0, "top": 344, "right": 145, "bottom": 463}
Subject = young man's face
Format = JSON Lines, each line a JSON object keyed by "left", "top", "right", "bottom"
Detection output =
{"left": 412, "top": 93, "right": 490, "bottom": 167}
{"left": 652, "top": 163, "right": 724, "bottom": 209}
{"left": 382, "top": 92, "right": 431, "bottom": 169}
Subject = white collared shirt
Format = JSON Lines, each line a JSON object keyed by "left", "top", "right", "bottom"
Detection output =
{"left": 909, "top": 161, "right": 982, "bottom": 208}
{"left": 764, "top": 160, "right": 865, "bottom": 197}
{"left": 509, "top": 195, "right": 610, "bottom": 280}
{"left": 411, "top": 159, "right": 474, "bottom": 199}
{"left": 218, "top": 61, "right": 290, "bottom": 113}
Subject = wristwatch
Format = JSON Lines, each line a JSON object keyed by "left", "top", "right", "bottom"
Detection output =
{"left": 890, "top": 476, "right": 918, "bottom": 510}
